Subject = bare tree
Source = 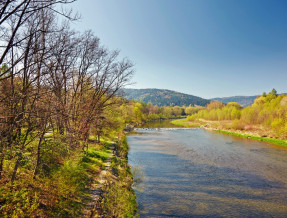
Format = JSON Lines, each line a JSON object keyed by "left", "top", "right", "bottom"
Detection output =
{"left": 0, "top": 0, "right": 134, "bottom": 184}
{"left": 0, "top": 0, "right": 78, "bottom": 80}
{"left": 0, "top": 1, "right": 78, "bottom": 182}
{"left": 67, "top": 32, "right": 134, "bottom": 149}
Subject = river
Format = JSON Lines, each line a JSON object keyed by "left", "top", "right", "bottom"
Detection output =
{"left": 127, "top": 121, "right": 287, "bottom": 217}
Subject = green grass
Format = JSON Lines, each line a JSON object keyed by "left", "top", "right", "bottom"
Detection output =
{"left": 102, "top": 183, "right": 138, "bottom": 217}
{"left": 101, "top": 136, "right": 138, "bottom": 217}
{"left": 0, "top": 137, "right": 114, "bottom": 217}
{"left": 86, "top": 150, "right": 110, "bottom": 161}
{"left": 170, "top": 119, "right": 200, "bottom": 127}
{"left": 0, "top": 130, "right": 138, "bottom": 217}
{"left": 217, "top": 130, "right": 287, "bottom": 147}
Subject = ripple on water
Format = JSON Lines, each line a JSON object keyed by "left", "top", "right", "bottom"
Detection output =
{"left": 128, "top": 128, "right": 287, "bottom": 217}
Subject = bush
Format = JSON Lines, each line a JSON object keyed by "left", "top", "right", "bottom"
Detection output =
{"left": 0, "top": 188, "right": 40, "bottom": 217}
{"left": 102, "top": 183, "right": 138, "bottom": 217}
{"left": 271, "top": 118, "right": 284, "bottom": 130}
{"left": 231, "top": 119, "right": 245, "bottom": 130}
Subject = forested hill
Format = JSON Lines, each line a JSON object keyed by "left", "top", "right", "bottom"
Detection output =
{"left": 123, "top": 88, "right": 263, "bottom": 107}
{"left": 123, "top": 88, "right": 210, "bottom": 106}
{"left": 210, "top": 96, "right": 258, "bottom": 107}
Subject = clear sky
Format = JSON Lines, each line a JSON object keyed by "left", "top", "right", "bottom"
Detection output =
{"left": 71, "top": 0, "right": 287, "bottom": 98}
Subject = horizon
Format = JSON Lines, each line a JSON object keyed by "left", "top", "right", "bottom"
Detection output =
{"left": 123, "top": 87, "right": 274, "bottom": 99}
{"left": 73, "top": 0, "right": 287, "bottom": 98}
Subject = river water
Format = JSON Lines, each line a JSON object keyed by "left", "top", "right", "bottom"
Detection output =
{"left": 127, "top": 121, "right": 287, "bottom": 217}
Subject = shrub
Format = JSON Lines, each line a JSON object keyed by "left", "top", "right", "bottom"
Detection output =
{"left": 230, "top": 119, "right": 245, "bottom": 130}
{"left": 271, "top": 118, "right": 284, "bottom": 130}
{"left": 102, "top": 183, "right": 138, "bottom": 217}
{"left": 0, "top": 188, "right": 40, "bottom": 217}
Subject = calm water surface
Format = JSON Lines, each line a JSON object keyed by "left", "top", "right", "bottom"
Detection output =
{"left": 128, "top": 122, "right": 287, "bottom": 217}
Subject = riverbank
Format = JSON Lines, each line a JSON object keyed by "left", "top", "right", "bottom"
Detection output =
{"left": 170, "top": 119, "right": 201, "bottom": 127}
{"left": 0, "top": 134, "right": 138, "bottom": 217}
{"left": 93, "top": 136, "right": 138, "bottom": 217}
{"left": 124, "top": 116, "right": 186, "bottom": 132}
{"left": 216, "top": 129, "right": 287, "bottom": 147}
{"left": 171, "top": 119, "right": 287, "bottom": 147}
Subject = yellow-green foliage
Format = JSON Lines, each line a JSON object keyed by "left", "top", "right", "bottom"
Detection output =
{"left": 0, "top": 188, "right": 40, "bottom": 217}
{"left": 118, "top": 101, "right": 189, "bottom": 124}
{"left": 102, "top": 136, "right": 138, "bottom": 217}
{"left": 189, "top": 101, "right": 241, "bottom": 121}
{"left": 230, "top": 119, "right": 245, "bottom": 130}
{"left": 0, "top": 141, "right": 111, "bottom": 217}
{"left": 185, "top": 106, "right": 201, "bottom": 115}
{"left": 103, "top": 183, "right": 138, "bottom": 217}
{"left": 171, "top": 119, "right": 200, "bottom": 127}
{"left": 240, "top": 94, "right": 287, "bottom": 133}
{"left": 188, "top": 92, "right": 287, "bottom": 138}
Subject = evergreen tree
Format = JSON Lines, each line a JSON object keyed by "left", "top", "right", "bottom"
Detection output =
{"left": 270, "top": 88, "right": 278, "bottom": 96}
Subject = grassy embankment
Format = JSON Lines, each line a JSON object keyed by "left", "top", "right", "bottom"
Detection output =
{"left": 0, "top": 134, "right": 137, "bottom": 217}
{"left": 171, "top": 119, "right": 287, "bottom": 147}
{"left": 100, "top": 136, "right": 138, "bottom": 217}
{"left": 170, "top": 119, "right": 201, "bottom": 127}
{"left": 216, "top": 130, "right": 287, "bottom": 147}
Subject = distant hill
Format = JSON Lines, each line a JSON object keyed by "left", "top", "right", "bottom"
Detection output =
{"left": 123, "top": 88, "right": 210, "bottom": 106}
{"left": 211, "top": 93, "right": 287, "bottom": 107}
{"left": 210, "top": 96, "right": 258, "bottom": 107}
{"left": 123, "top": 88, "right": 286, "bottom": 107}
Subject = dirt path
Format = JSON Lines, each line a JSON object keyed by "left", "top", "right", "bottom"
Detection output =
{"left": 83, "top": 143, "right": 116, "bottom": 217}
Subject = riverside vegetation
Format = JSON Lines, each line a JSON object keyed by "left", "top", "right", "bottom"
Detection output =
{"left": 0, "top": 1, "right": 139, "bottom": 216}
{"left": 172, "top": 89, "right": 287, "bottom": 147}
{"left": 0, "top": 2, "right": 197, "bottom": 214}
{"left": 0, "top": 1, "right": 142, "bottom": 216}
{"left": 1, "top": 1, "right": 286, "bottom": 216}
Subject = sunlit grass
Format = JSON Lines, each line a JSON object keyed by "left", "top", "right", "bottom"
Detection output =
{"left": 217, "top": 130, "right": 287, "bottom": 147}
{"left": 170, "top": 119, "right": 201, "bottom": 127}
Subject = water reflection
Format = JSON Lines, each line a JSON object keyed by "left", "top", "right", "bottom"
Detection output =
{"left": 128, "top": 128, "right": 287, "bottom": 217}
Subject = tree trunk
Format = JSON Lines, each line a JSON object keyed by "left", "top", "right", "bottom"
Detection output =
{"left": 11, "top": 129, "right": 30, "bottom": 184}
{"left": 0, "top": 151, "right": 4, "bottom": 178}
{"left": 58, "top": 123, "right": 65, "bottom": 135}
{"left": 33, "top": 130, "right": 45, "bottom": 179}
{"left": 11, "top": 152, "right": 22, "bottom": 184}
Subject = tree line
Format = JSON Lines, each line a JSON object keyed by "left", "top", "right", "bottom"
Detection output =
{"left": 119, "top": 101, "right": 202, "bottom": 124}
{"left": 188, "top": 89, "right": 287, "bottom": 139}
{"left": 0, "top": 0, "right": 133, "bottom": 182}
{"left": 124, "top": 88, "right": 210, "bottom": 107}
{"left": 0, "top": 1, "right": 136, "bottom": 216}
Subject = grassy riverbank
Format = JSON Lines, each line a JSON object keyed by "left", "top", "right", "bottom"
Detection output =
{"left": 170, "top": 119, "right": 201, "bottom": 127}
{"left": 0, "top": 135, "right": 138, "bottom": 217}
{"left": 216, "top": 130, "right": 287, "bottom": 147}
{"left": 1, "top": 138, "right": 104, "bottom": 216}
{"left": 171, "top": 119, "right": 287, "bottom": 147}
{"left": 100, "top": 136, "right": 138, "bottom": 217}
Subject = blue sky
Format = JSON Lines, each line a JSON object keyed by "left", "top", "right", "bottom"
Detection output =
{"left": 71, "top": 0, "right": 287, "bottom": 98}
